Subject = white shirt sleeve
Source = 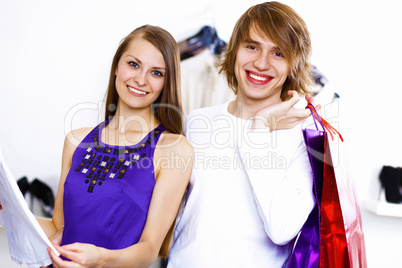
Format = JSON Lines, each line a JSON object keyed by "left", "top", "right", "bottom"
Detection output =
{"left": 236, "top": 125, "right": 315, "bottom": 245}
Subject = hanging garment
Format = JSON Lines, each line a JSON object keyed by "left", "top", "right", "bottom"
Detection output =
{"left": 180, "top": 49, "right": 235, "bottom": 115}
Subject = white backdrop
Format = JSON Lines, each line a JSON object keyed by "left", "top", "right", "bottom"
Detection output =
{"left": 1, "top": 0, "right": 402, "bottom": 266}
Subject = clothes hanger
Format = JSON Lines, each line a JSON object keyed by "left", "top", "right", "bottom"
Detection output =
{"left": 179, "top": 25, "right": 226, "bottom": 61}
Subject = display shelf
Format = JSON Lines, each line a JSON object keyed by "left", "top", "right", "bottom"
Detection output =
{"left": 362, "top": 199, "right": 402, "bottom": 218}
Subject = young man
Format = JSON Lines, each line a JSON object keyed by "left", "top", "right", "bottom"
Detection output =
{"left": 168, "top": 2, "right": 316, "bottom": 267}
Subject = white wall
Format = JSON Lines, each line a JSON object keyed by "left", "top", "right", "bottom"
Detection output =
{"left": 1, "top": 0, "right": 402, "bottom": 266}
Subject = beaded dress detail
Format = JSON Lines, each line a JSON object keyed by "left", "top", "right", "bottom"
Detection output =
{"left": 61, "top": 121, "right": 166, "bottom": 249}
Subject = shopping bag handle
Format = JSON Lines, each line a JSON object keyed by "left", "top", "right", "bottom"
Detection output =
{"left": 306, "top": 103, "right": 344, "bottom": 142}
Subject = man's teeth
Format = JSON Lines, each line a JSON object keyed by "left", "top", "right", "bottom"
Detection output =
{"left": 249, "top": 72, "right": 268, "bottom": 81}
{"left": 129, "top": 86, "right": 147, "bottom": 95}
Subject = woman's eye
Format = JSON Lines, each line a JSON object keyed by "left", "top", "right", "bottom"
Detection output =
{"left": 129, "top": 61, "right": 138, "bottom": 68}
{"left": 247, "top": 45, "right": 257, "bottom": 50}
{"left": 273, "top": 51, "right": 284, "bottom": 57}
{"left": 152, "top": 70, "right": 163, "bottom": 77}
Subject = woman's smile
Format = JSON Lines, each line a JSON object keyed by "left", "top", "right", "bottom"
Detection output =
{"left": 127, "top": 85, "right": 148, "bottom": 96}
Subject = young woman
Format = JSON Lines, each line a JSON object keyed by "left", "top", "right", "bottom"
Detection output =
{"left": 37, "top": 24, "right": 193, "bottom": 267}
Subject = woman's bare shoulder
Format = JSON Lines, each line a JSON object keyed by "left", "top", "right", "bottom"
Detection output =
{"left": 65, "top": 127, "right": 93, "bottom": 149}
{"left": 157, "top": 133, "right": 193, "bottom": 156}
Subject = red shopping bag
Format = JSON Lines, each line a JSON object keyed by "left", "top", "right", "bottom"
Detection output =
{"left": 284, "top": 104, "right": 367, "bottom": 268}
{"left": 310, "top": 104, "right": 367, "bottom": 268}
{"left": 320, "top": 129, "right": 350, "bottom": 267}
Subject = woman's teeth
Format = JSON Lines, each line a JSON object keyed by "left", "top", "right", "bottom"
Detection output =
{"left": 128, "top": 86, "right": 147, "bottom": 95}
{"left": 249, "top": 72, "right": 268, "bottom": 81}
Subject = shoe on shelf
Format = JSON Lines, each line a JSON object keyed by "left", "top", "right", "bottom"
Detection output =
{"left": 379, "top": 166, "right": 402, "bottom": 204}
{"left": 29, "top": 178, "right": 55, "bottom": 217}
{"left": 17, "top": 176, "right": 29, "bottom": 196}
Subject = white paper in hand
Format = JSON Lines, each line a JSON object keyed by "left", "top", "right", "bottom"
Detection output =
{"left": 0, "top": 149, "right": 60, "bottom": 268}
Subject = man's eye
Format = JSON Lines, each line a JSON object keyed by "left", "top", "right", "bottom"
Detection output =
{"left": 247, "top": 45, "right": 257, "bottom": 50}
{"left": 273, "top": 52, "right": 284, "bottom": 57}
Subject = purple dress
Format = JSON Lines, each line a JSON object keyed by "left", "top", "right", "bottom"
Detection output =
{"left": 61, "top": 121, "right": 166, "bottom": 250}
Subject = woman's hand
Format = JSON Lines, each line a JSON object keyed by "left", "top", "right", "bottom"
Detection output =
{"left": 48, "top": 243, "right": 104, "bottom": 268}
{"left": 252, "top": 90, "right": 321, "bottom": 131}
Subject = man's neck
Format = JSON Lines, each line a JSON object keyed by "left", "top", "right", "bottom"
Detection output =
{"left": 228, "top": 95, "right": 281, "bottom": 120}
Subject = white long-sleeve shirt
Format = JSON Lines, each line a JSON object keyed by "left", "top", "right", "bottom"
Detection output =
{"left": 167, "top": 101, "right": 315, "bottom": 268}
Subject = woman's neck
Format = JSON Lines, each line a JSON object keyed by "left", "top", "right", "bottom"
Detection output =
{"left": 108, "top": 105, "right": 160, "bottom": 134}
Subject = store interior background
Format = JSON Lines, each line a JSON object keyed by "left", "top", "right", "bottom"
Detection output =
{"left": 1, "top": 0, "right": 401, "bottom": 267}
